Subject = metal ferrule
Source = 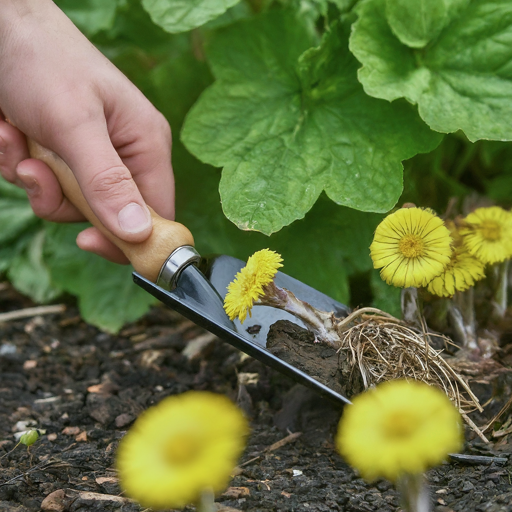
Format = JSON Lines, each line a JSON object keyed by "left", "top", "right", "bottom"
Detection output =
{"left": 156, "top": 245, "right": 201, "bottom": 291}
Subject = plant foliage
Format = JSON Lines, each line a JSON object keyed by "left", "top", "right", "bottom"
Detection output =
{"left": 1, "top": 0, "right": 512, "bottom": 330}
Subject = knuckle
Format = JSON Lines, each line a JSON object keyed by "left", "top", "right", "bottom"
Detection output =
{"left": 46, "top": 92, "right": 102, "bottom": 134}
{"left": 32, "top": 199, "right": 64, "bottom": 222}
{"left": 156, "top": 112, "right": 172, "bottom": 142}
{"left": 142, "top": 110, "right": 172, "bottom": 146}
{"left": 87, "top": 165, "right": 134, "bottom": 196}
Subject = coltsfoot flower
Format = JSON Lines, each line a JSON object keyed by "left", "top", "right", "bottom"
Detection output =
{"left": 459, "top": 206, "right": 512, "bottom": 264}
{"left": 427, "top": 222, "right": 486, "bottom": 297}
{"left": 224, "top": 249, "right": 283, "bottom": 323}
{"left": 336, "top": 380, "right": 462, "bottom": 482}
{"left": 116, "top": 391, "right": 249, "bottom": 510}
{"left": 224, "top": 249, "right": 341, "bottom": 345}
{"left": 370, "top": 207, "right": 452, "bottom": 288}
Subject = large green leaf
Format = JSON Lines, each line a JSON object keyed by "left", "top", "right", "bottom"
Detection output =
{"left": 0, "top": 178, "right": 39, "bottom": 245}
{"left": 55, "top": 0, "right": 118, "bottom": 36}
{"left": 44, "top": 223, "right": 156, "bottom": 333}
{"left": 0, "top": 178, "right": 58, "bottom": 300}
{"left": 384, "top": 0, "right": 469, "bottom": 49}
{"left": 0, "top": 234, "right": 32, "bottom": 274}
{"left": 350, "top": 0, "right": 512, "bottom": 141}
{"left": 182, "top": 12, "right": 441, "bottom": 235}
{"left": 0, "top": 198, "right": 38, "bottom": 245}
{"left": 0, "top": 177, "right": 28, "bottom": 199}
{"left": 141, "top": 0, "right": 241, "bottom": 33}
{"left": 8, "top": 230, "right": 61, "bottom": 304}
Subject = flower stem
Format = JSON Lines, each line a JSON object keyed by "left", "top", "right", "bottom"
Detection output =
{"left": 196, "top": 489, "right": 216, "bottom": 512}
{"left": 397, "top": 473, "right": 431, "bottom": 512}
{"left": 258, "top": 282, "right": 341, "bottom": 346}
{"left": 401, "top": 287, "right": 423, "bottom": 328}
{"left": 450, "top": 288, "right": 478, "bottom": 352}
{"left": 491, "top": 260, "right": 510, "bottom": 322}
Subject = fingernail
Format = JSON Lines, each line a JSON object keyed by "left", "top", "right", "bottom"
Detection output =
{"left": 17, "top": 173, "right": 40, "bottom": 196}
{"left": 118, "top": 203, "right": 151, "bottom": 234}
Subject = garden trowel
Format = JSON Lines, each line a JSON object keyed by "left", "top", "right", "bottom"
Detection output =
{"left": 28, "top": 140, "right": 351, "bottom": 407}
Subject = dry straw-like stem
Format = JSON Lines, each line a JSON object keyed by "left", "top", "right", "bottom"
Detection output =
{"left": 335, "top": 311, "right": 482, "bottom": 420}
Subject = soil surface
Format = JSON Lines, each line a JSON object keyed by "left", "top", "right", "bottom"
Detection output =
{"left": 2, "top": 283, "right": 512, "bottom": 512}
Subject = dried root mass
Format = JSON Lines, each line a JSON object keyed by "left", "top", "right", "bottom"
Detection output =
{"left": 336, "top": 308, "right": 482, "bottom": 417}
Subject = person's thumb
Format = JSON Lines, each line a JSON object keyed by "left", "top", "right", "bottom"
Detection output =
{"left": 51, "top": 120, "right": 152, "bottom": 244}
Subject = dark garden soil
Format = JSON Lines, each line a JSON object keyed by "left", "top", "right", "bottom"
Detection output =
{"left": 266, "top": 320, "right": 364, "bottom": 399}
{"left": 2, "top": 283, "right": 512, "bottom": 512}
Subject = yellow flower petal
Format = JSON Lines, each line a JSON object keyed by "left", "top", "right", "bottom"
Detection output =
{"left": 370, "top": 208, "right": 452, "bottom": 288}
{"left": 223, "top": 249, "right": 283, "bottom": 323}
{"left": 459, "top": 206, "right": 512, "bottom": 264}
{"left": 336, "top": 380, "right": 462, "bottom": 482}
{"left": 427, "top": 249, "right": 485, "bottom": 297}
{"left": 116, "top": 391, "right": 249, "bottom": 509}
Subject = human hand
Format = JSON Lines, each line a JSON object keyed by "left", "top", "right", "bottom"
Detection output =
{"left": 0, "top": 0, "right": 174, "bottom": 264}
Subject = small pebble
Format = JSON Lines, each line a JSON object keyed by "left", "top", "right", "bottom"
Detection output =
{"left": 462, "top": 481, "right": 475, "bottom": 492}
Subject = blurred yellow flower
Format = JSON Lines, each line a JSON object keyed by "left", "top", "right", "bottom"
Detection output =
{"left": 336, "top": 380, "right": 462, "bottom": 482}
{"left": 116, "top": 391, "right": 248, "bottom": 510}
{"left": 370, "top": 208, "right": 452, "bottom": 288}
{"left": 224, "top": 249, "right": 283, "bottom": 323}
{"left": 459, "top": 206, "right": 512, "bottom": 264}
{"left": 427, "top": 222, "right": 486, "bottom": 297}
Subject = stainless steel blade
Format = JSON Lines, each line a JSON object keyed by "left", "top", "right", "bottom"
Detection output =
{"left": 133, "top": 257, "right": 351, "bottom": 406}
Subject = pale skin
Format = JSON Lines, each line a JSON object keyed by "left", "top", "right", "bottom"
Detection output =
{"left": 0, "top": 0, "right": 175, "bottom": 264}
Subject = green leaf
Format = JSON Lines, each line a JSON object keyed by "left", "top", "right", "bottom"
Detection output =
{"left": 141, "top": 0, "right": 241, "bottom": 33}
{"left": 55, "top": 0, "right": 118, "bottom": 37}
{"left": 45, "top": 223, "right": 157, "bottom": 333}
{"left": 0, "top": 177, "right": 28, "bottom": 199}
{"left": 182, "top": 12, "right": 441, "bottom": 235}
{"left": 96, "top": 0, "right": 176, "bottom": 53}
{"left": 0, "top": 234, "right": 32, "bottom": 274}
{"left": 385, "top": 0, "right": 468, "bottom": 49}
{"left": 202, "top": 1, "right": 252, "bottom": 30}
{"left": 8, "top": 230, "right": 61, "bottom": 304}
{"left": 151, "top": 50, "right": 213, "bottom": 128}
{"left": 486, "top": 171, "right": 512, "bottom": 204}
{"left": 370, "top": 269, "right": 401, "bottom": 317}
{"left": 350, "top": 0, "right": 512, "bottom": 141}
{"left": 20, "top": 430, "right": 39, "bottom": 447}
{"left": 0, "top": 199, "right": 38, "bottom": 246}
{"left": 0, "top": 179, "right": 39, "bottom": 245}
{"left": 292, "top": 0, "right": 329, "bottom": 19}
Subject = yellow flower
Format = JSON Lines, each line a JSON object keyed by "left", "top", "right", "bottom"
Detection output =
{"left": 336, "top": 380, "right": 462, "bottom": 482}
{"left": 224, "top": 249, "right": 283, "bottom": 323}
{"left": 116, "top": 391, "right": 249, "bottom": 510}
{"left": 370, "top": 208, "right": 452, "bottom": 288}
{"left": 459, "top": 206, "right": 512, "bottom": 264}
{"left": 427, "top": 222, "right": 486, "bottom": 297}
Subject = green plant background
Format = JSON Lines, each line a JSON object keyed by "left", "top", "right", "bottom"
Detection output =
{"left": 1, "top": 0, "right": 511, "bottom": 331}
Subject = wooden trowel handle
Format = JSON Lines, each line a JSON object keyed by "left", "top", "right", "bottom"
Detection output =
{"left": 27, "top": 139, "right": 194, "bottom": 283}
